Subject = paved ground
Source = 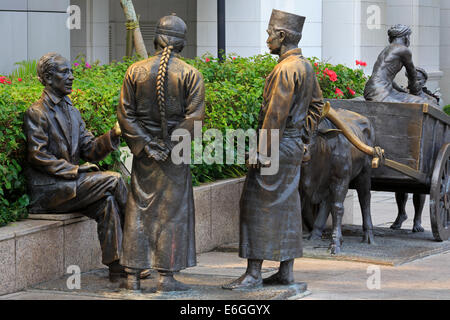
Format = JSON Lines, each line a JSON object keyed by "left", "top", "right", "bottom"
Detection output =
{"left": 1, "top": 192, "right": 449, "bottom": 300}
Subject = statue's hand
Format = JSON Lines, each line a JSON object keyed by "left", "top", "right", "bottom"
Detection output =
{"left": 409, "top": 81, "right": 423, "bottom": 95}
{"left": 247, "top": 153, "right": 271, "bottom": 169}
{"left": 78, "top": 162, "right": 100, "bottom": 173}
{"left": 302, "top": 145, "right": 311, "bottom": 163}
{"left": 144, "top": 144, "right": 169, "bottom": 162}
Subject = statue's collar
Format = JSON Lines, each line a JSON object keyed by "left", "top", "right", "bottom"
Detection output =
{"left": 43, "top": 88, "right": 71, "bottom": 108}
{"left": 278, "top": 48, "right": 303, "bottom": 63}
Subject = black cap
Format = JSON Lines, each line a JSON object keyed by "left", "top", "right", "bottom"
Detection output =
{"left": 269, "top": 9, "right": 306, "bottom": 34}
{"left": 155, "top": 14, "right": 187, "bottom": 39}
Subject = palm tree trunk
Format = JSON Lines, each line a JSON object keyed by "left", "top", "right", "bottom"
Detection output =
{"left": 120, "top": 0, "right": 148, "bottom": 59}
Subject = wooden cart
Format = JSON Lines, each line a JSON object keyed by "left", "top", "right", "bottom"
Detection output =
{"left": 328, "top": 99, "right": 450, "bottom": 241}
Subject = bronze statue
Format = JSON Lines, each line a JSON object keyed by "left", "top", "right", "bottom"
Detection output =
{"left": 24, "top": 53, "right": 130, "bottom": 281}
{"left": 389, "top": 67, "right": 434, "bottom": 233}
{"left": 118, "top": 14, "right": 205, "bottom": 292}
{"left": 364, "top": 26, "right": 439, "bottom": 233}
{"left": 223, "top": 9, "right": 323, "bottom": 290}
{"left": 364, "top": 24, "right": 436, "bottom": 106}
{"left": 302, "top": 108, "right": 375, "bottom": 254}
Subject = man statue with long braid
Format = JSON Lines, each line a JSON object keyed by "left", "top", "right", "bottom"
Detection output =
{"left": 118, "top": 14, "right": 205, "bottom": 292}
{"left": 223, "top": 10, "right": 323, "bottom": 290}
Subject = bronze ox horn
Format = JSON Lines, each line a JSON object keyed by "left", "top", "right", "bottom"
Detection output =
{"left": 323, "top": 102, "right": 384, "bottom": 169}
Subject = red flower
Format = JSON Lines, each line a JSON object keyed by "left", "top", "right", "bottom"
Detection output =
{"left": 314, "top": 62, "right": 318, "bottom": 68}
{"left": 205, "top": 58, "right": 211, "bottom": 63}
{"left": 18, "top": 78, "right": 22, "bottom": 82}
{"left": 232, "top": 57, "right": 236, "bottom": 60}
{"left": 356, "top": 60, "right": 367, "bottom": 67}
{"left": 335, "top": 88, "right": 344, "bottom": 97}
{"left": 347, "top": 87, "right": 356, "bottom": 96}
{"left": 324, "top": 68, "right": 338, "bottom": 82}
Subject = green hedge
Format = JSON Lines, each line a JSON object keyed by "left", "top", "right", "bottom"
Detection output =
{"left": 444, "top": 105, "right": 450, "bottom": 116}
{"left": 0, "top": 54, "right": 366, "bottom": 226}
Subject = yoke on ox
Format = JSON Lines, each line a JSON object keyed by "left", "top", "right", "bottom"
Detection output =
{"left": 304, "top": 100, "right": 450, "bottom": 253}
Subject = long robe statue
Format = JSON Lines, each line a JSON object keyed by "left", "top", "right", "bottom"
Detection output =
{"left": 223, "top": 9, "right": 324, "bottom": 290}
{"left": 24, "top": 53, "right": 131, "bottom": 281}
{"left": 118, "top": 14, "right": 205, "bottom": 292}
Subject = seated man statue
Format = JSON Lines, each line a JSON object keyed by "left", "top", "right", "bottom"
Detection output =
{"left": 364, "top": 24, "right": 434, "bottom": 106}
{"left": 24, "top": 52, "right": 133, "bottom": 281}
{"left": 364, "top": 26, "right": 439, "bottom": 233}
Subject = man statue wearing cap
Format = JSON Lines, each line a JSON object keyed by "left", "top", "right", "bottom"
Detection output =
{"left": 118, "top": 14, "right": 205, "bottom": 292}
{"left": 223, "top": 9, "right": 323, "bottom": 290}
{"left": 364, "top": 24, "right": 435, "bottom": 106}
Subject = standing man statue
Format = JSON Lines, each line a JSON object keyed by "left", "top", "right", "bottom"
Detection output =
{"left": 118, "top": 14, "right": 205, "bottom": 292}
{"left": 223, "top": 9, "right": 323, "bottom": 290}
{"left": 24, "top": 53, "right": 129, "bottom": 281}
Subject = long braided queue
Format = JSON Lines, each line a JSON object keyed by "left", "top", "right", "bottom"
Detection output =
{"left": 156, "top": 45, "right": 173, "bottom": 140}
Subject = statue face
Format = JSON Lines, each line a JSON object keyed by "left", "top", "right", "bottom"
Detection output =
{"left": 416, "top": 72, "right": 426, "bottom": 87}
{"left": 266, "top": 26, "right": 282, "bottom": 55}
{"left": 46, "top": 56, "right": 74, "bottom": 97}
{"left": 404, "top": 34, "right": 411, "bottom": 47}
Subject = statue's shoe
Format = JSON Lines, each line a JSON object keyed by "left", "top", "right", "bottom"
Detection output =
{"left": 157, "top": 277, "right": 191, "bottom": 292}
{"left": 222, "top": 273, "right": 263, "bottom": 290}
{"left": 263, "top": 272, "right": 294, "bottom": 286}
{"left": 139, "top": 269, "right": 152, "bottom": 279}
{"left": 109, "top": 262, "right": 152, "bottom": 282}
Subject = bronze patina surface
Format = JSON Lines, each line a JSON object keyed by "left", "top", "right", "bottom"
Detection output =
{"left": 224, "top": 9, "right": 323, "bottom": 290}
{"left": 118, "top": 14, "right": 205, "bottom": 292}
{"left": 24, "top": 53, "right": 127, "bottom": 279}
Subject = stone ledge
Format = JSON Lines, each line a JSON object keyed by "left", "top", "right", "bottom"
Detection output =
{"left": 0, "top": 177, "right": 246, "bottom": 296}
{"left": 0, "top": 219, "right": 62, "bottom": 239}
{"left": 28, "top": 213, "right": 89, "bottom": 226}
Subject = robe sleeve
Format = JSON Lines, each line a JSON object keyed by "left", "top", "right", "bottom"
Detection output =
{"left": 173, "top": 68, "right": 206, "bottom": 138}
{"left": 24, "top": 106, "right": 79, "bottom": 179}
{"left": 302, "top": 74, "right": 324, "bottom": 144}
{"left": 117, "top": 66, "right": 152, "bottom": 157}
{"left": 78, "top": 110, "right": 119, "bottom": 162}
{"left": 258, "top": 65, "right": 296, "bottom": 157}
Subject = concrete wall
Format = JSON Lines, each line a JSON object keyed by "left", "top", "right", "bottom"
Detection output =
{"left": 0, "top": 0, "right": 70, "bottom": 75}
{"left": 197, "top": 0, "right": 322, "bottom": 59}
{"left": 440, "top": 1, "right": 450, "bottom": 106}
{"left": 70, "top": 0, "right": 110, "bottom": 65}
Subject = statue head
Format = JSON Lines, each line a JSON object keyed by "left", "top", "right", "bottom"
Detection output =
{"left": 266, "top": 9, "right": 305, "bottom": 55}
{"left": 388, "top": 24, "right": 412, "bottom": 47}
{"left": 37, "top": 53, "right": 74, "bottom": 97}
{"left": 154, "top": 13, "right": 187, "bottom": 53}
{"left": 413, "top": 67, "right": 428, "bottom": 87}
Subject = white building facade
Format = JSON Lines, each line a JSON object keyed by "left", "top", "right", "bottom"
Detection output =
{"left": 0, "top": 0, "right": 448, "bottom": 104}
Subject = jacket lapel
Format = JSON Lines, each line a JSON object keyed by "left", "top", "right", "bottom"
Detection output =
{"left": 44, "top": 93, "right": 72, "bottom": 150}
{"left": 66, "top": 98, "right": 79, "bottom": 156}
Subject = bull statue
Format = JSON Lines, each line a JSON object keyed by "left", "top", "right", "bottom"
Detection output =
{"left": 301, "top": 105, "right": 376, "bottom": 254}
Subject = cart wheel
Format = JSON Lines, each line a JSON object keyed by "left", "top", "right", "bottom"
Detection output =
{"left": 430, "top": 143, "right": 450, "bottom": 241}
